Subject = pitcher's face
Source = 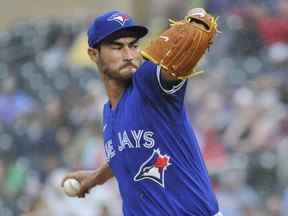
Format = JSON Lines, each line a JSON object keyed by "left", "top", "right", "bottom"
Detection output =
{"left": 89, "top": 36, "right": 141, "bottom": 81}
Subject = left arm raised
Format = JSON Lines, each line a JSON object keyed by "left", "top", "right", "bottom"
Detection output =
{"left": 141, "top": 8, "right": 218, "bottom": 82}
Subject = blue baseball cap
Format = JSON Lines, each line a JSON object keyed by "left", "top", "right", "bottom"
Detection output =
{"left": 87, "top": 10, "right": 149, "bottom": 48}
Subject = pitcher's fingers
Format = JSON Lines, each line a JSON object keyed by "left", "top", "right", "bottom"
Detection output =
{"left": 78, "top": 186, "right": 90, "bottom": 198}
{"left": 78, "top": 190, "right": 87, "bottom": 198}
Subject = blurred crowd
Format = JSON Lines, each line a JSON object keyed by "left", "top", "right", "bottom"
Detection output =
{"left": 0, "top": 0, "right": 288, "bottom": 215}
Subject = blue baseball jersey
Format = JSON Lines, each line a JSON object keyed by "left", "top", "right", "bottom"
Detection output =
{"left": 102, "top": 61, "right": 219, "bottom": 216}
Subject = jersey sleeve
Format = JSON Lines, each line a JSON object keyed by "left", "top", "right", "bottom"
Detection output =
{"left": 133, "top": 61, "right": 187, "bottom": 104}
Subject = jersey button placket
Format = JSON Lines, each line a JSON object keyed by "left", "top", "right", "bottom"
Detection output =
{"left": 110, "top": 112, "right": 116, "bottom": 151}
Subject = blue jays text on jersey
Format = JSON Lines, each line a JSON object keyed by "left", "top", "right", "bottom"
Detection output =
{"left": 102, "top": 61, "right": 221, "bottom": 216}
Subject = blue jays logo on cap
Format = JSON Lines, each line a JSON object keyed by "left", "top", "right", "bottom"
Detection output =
{"left": 87, "top": 10, "right": 148, "bottom": 48}
{"left": 107, "top": 13, "right": 130, "bottom": 26}
{"left": 134, "top": 149, "right": 171, "bottom": 187}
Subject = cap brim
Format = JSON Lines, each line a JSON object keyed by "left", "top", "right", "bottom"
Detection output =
{"left": 120, "top": 25, "right": 149, "bottom": 38}
{"left": 96, "top": 25, "right": 148, "bottom": 46}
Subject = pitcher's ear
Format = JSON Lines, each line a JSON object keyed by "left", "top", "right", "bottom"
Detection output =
{"left": 87, "top": 48, "right": 98, "bottom": 62}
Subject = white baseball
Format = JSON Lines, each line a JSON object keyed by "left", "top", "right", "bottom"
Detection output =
{"left": 63, "top": 178, "right": 81, "bottom": 197}
{"left": 187, "top": 8, "right": 207, "bottom": 17}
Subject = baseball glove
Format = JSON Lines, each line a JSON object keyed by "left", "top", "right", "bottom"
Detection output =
{"left": 141, "top": 8, "right": 219, "bottom": 80}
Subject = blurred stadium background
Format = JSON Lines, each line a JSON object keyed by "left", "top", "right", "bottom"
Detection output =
{"left": 0, "top": 0, "right": 288, "bottom": 215}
